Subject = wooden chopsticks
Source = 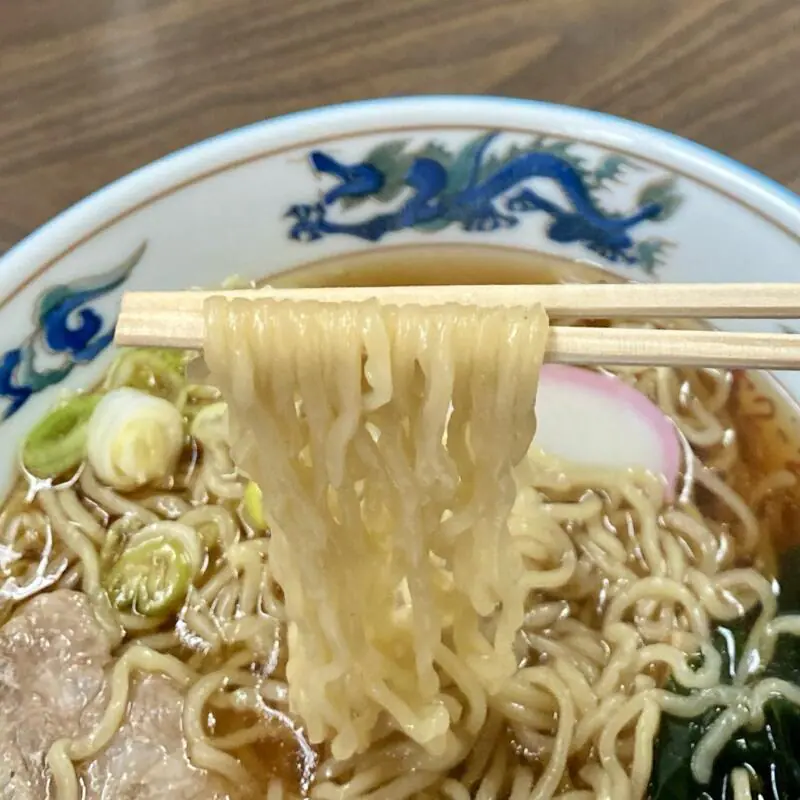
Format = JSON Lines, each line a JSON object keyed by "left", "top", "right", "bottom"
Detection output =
{"left": 114, "top": 284, "right": 800, "bottom": 370}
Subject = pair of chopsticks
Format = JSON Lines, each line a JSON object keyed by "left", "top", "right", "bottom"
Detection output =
{"left": 115, "top": 284, "right": 800, "bottom": 370}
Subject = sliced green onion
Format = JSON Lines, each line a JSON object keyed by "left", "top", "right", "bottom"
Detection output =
{"left": 104, "top": 347, "right": 187, "bottom": 401}
{"left": 22, "top": 394, "right": 101, "bottom": 478}
{"left": 221, "top": 274, "right": 255, "bottom": 290}
{"left": 87, "top": 388, "right": 186, "bottom": 491}
{"left": 104, "top": 522, "right": 202, "bottom": 617}
{"left": 244, "top": 481, "right": 267, "bottom": 530}
{"left": 100, "top": 515, "right": 146, "bottom": 572}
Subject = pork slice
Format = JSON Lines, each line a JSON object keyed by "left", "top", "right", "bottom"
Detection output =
{"left": 80, "top": 673, "right": 234, "bottom": 800}
{"left": 0, "top": 590, "right": 240, "bottom": 799}
{"left": 0, "top": 590, "right": 112, "bottom": 798}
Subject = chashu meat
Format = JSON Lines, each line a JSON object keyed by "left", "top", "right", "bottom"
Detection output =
{"left": 80, "top": 672, "right": 234, "bottom": 799}
{"left": 0, "top": 590, "right": 110, "bottom": 799}
{"left": 0, "top": 590, "right": 237, "bottom": 799}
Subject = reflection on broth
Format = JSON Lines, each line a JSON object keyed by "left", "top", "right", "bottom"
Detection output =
{"left": 0, "top": 245, "right": 800, "bottom": 800}
{"left": 269, "top": 244, "right": 625, "bottom": 288}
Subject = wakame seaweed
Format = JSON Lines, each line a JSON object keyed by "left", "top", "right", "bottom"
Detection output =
{"left": 649, "top": 547, "right": 800, "bottom": 800}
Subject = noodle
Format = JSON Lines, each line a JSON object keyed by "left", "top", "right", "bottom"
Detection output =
{"left": 199, "top": 294, "right": 799, "bottom": 799}
{"left": 46, "top": 646, "right": 196, "bottom": 800}
{"left": 204, "top": 298, "right": 550, "bottom": 761}
{"left": 4, "top": 267, "right": 800, "bottom": 799}
{"left": 183, "top": 669, "right": 261, "bottom": 790}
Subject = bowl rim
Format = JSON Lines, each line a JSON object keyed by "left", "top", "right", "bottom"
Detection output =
{"left": 3, "top": 94, "right": 799, "bottom": 300}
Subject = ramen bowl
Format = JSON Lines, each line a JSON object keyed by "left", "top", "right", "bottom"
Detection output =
{"left": 1, "top": 94, "right": 800, "bottom": 497}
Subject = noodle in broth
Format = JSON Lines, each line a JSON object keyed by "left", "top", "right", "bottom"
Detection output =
{"left": 2, "top": 248, "right": 800, "bottom": 800}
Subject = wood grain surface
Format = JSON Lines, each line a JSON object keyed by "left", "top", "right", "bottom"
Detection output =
{"left": 0, "top": 0, "right": 798, "bottom": 254}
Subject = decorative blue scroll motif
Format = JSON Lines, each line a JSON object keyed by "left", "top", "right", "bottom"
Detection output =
{"left": 0, "top": 241, "right": 146, "bottom": 420}
{"left": 286, "top": 132, "right": 683, "bottom": 272}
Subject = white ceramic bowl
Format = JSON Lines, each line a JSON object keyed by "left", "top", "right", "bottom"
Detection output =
{"left": 2, "top": 95, "right": 800, "bottom": 493}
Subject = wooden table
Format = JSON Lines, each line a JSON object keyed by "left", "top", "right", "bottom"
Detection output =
{"left": 0, "top": 0, "right": 798, "bottom": 254}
